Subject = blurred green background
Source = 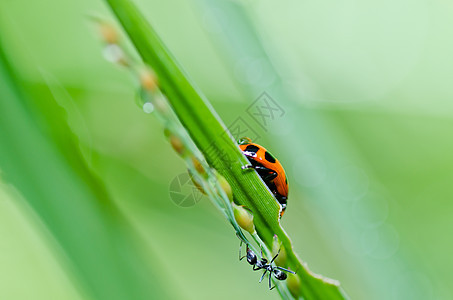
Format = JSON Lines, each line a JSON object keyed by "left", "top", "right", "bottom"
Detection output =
{"left": 1, "top": 0, "right": 452, "bottom": 299}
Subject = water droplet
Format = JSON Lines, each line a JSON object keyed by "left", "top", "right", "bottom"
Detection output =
{"left": 102, "top": 44, "right": 124, "bottom": 64}
{"left": 143, "top": 102, "right": 154, "bottom": 114}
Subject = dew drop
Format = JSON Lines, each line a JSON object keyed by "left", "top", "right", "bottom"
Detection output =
{"left": 143, "top": 102, "right": 154, "bottom": 114}
{"left": 102, "top": 44, "right": 124, "bottom": 64}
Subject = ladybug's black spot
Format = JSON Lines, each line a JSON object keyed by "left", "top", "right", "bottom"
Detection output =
{"left": 245, "top": 144, "right": 259, "bottom": 153}
{"left": 264, "top": 151, "right": 276, "bottom": 163}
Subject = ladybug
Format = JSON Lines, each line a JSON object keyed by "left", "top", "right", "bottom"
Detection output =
{"left": 238, "top": 137, "right": 288, "bottom": 216}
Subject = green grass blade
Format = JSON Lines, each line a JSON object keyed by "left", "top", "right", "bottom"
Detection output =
{"left": 0, "top": 42, "right": 181, "bottom": 300}
{"left": 104, "top": 0, "right": 349, "bottom": 298}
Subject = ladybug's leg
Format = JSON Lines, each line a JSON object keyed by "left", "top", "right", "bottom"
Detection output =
{"left": 242, "top": 165, "right": 278, "bottom": 182}
{"left": 262, "top": 171, "right": 278, "bottom": 182}
{"left": 242, "top": 164, "right": 255, "bottom": 170}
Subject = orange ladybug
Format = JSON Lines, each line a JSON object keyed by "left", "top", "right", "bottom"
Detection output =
{"left": 238, "top": 137, "right": 288, "bottom": 216}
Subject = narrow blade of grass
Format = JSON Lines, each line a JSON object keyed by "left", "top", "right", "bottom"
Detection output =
{"left": 104, "top": 0, "right": 349, "bottom": 298}
{"left": 0, "top": 43, "right": 181, "bottom": 300}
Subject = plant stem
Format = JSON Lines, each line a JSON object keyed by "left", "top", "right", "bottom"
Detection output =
{"left": 104, "top": 0, "right": 349, "bottom": 298}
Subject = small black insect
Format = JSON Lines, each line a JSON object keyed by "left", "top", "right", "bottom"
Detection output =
{"left": 239, "top": 241, "right": 296, "bottom": 290}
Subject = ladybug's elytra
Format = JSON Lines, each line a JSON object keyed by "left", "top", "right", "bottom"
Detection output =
{"left": 238, "top": 137, "right": 288, "bottom": 216}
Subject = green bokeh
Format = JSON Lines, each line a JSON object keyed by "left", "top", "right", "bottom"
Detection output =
{"left": 1, "top": 0, "right": 452, "bottom": 299}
